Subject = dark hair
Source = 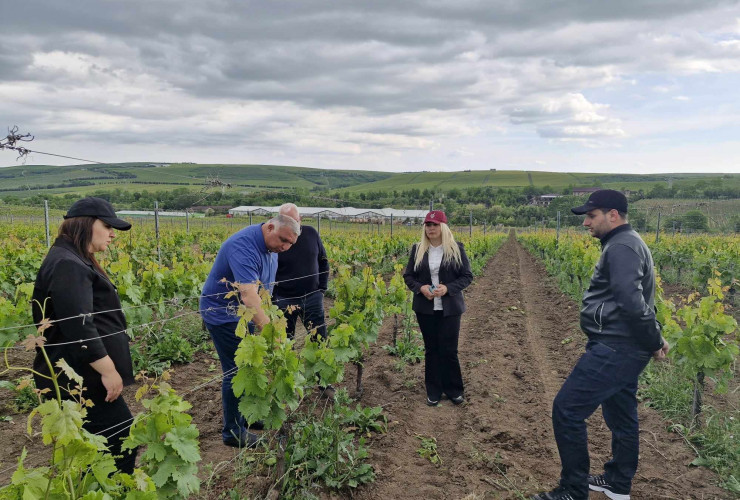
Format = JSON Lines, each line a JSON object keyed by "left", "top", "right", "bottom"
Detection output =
{"left": 58, "top": 217, "right": 108, "bottom": 277}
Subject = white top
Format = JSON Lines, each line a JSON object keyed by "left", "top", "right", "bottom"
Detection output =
{"left": 428, "top": 244, "right": 444, "bottom": 311}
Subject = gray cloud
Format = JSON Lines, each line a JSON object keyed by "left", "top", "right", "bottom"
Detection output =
{"left": 1, "top": 0, "right": 739, "bottom": 171}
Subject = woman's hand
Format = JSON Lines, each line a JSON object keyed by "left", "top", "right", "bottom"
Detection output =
{"left": 90, "top": 355, "right": 124, "bottom": 402}
{"left": 101, "top": 371, "right": 124, "bottom": 402}
{"left": 421, "top": 285, "right": 435, "bottom": 300}
{"left": 433, "top": 284, "right": 448, "bottom": 297}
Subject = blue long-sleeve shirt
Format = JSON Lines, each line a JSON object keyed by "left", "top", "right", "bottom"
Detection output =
{"left": 200, "top": 223, "right": 277, "bottom": 325}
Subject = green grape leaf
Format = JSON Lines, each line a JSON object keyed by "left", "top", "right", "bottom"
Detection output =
{"left": 164, "top": 425, "right": 201, "bottom": 463}
{"left": 55, "top": 358, "right": 84, "bottom": 387}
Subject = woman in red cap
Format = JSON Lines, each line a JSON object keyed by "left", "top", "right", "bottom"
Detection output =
{"left": 403, "top": 210, "right": 473, "bottom": 406}
{"left": 31, "top": 197, "right": 138, "bottom": 473}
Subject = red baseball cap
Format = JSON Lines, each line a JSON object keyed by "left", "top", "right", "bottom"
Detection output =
{"left": 424, "top": 210, "right": 447, "bottom": 224}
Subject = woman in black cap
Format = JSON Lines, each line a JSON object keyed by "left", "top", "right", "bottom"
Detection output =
{"left": 403, "top": 211, "right": 473, "bottom": 406}
{"left": 31, "top": 197, "right": 138, "bottom": 473}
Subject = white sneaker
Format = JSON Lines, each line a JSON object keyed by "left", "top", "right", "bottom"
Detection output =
{"left": 588, "top": 474, "right": 630, "bottom": 500}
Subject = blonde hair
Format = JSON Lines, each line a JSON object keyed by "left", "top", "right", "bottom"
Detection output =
{"left": 414, "top": 223, "right": 462, "bottom": 270}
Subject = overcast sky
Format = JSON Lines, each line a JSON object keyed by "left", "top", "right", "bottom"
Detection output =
{"left": 2, "top": 1, "right": 740, "bottom": 174}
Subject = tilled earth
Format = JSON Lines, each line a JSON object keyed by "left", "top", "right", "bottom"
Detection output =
{"left": 0, "top": 235, "right": 730, "bottom": 499}
{"left": 348, "top": 235, "right": 727, "bottom": 500}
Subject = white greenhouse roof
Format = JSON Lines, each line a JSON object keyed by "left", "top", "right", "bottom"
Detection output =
{"left": 228, "top": 206, "right": 428, "bottom": 218}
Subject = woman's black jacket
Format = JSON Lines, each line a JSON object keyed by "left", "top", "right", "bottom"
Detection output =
{"left": 32, "top": 237, "right": 134, "bottom": 398}
{"left": 403, "top": 242, "right": 474, "bottom": 317}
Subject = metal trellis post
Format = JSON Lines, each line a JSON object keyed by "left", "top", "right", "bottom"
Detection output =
{"left": 154, "top": 201, "right": 161, "bottom": 263}
{"left": 44, "top": 200, "right": 51, "bottom": 248}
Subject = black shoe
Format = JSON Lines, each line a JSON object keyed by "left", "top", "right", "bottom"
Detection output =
{"left": 426, "top": 397, "right": 439, "bottom": 407}
{"left": 248, "top": 421, "right": 264, "bottom": 430}
{"left": 588, "top": 474, "right": 630, "bottom": 499}
{"left": 450, "top": 395, "right": 464, "bottom": 405}
{"left": 223, "top": 431, "right": 260, "bottom": 449}
{"left": 530, "top": 486, "right": 578, "bottom": 500}
{"left": 319, "top": 385, "right": 336, "bottom": 400}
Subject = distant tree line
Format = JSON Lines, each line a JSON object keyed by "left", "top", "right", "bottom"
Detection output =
{"left": 2, "top": 177, "right": 737, "bottom": 232}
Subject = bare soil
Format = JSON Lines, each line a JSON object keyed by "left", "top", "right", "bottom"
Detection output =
{"left": 0, "top": 235, "right": 731, "bottom": 499}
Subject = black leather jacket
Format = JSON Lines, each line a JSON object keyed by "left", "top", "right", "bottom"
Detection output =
{"left": 580, "top": 224, "right": 662, "bottom": 352}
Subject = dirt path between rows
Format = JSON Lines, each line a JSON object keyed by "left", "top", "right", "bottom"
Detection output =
{"left": 0, "top": 235, "right": 730, "bottom": 499}
{"left": 349, "top": 234, "right": 727, "bottom": 500}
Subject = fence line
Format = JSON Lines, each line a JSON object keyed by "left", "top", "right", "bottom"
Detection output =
{"left": 0, "top": 270, "right": 333, "bottom": 335}
{"left": 0, "top": 314, "right": 339, "bottom": 484}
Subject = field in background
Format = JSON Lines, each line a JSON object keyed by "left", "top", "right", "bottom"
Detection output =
{"left": 0, "top": 162, "right": 737, "bottom": 198}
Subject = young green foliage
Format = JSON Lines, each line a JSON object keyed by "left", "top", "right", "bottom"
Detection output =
{"left": 231, "top": 291, "right": 306, "bottom": 431}
{"left": 122, "top": 374, "right": 201, "bottom": 499}
{"left": 282, "top": 391, "right": 380, "bottom": 497}
{"left": 416, "top": 435, "right": 442, "bottom": 466}
{"left": 670, "top": 275, "right": 739, "bottom": 391}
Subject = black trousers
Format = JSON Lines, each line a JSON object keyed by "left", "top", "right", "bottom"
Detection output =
{"left": 82, "top": 393, "right": 137, "bottom": 474}
{"left": 37, "top": 373, "right": 138, "bottom": 474}
{"left": 552, "top": 341, "right": 650, "bottom": 498}
{"left": 416, "top": 311, "right": 464, "bottom": 400}
{"left": 50, "top": 384, "right": 138, "bottom": 474}
{"left": 274, "top": 291, "right": 327, "bottom": 340}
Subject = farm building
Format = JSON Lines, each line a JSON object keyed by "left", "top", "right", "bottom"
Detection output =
{"left": 228, "top": 206, "right": 428, "bottom": 223}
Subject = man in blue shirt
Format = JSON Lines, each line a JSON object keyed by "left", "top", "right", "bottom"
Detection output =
{"left": 200, "top": 212, "right": 300, "bottom": 448}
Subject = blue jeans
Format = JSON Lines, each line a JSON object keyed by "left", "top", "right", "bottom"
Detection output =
{"left": 552, "top": 340, "right": 650, "bottom": 499}
{"left": 205, "top": 320, "right": 254, "bottom": 441}
{"left": 273, "top": 291, "right": 326, "bottom": 340}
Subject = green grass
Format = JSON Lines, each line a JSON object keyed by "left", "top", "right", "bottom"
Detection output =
{"left": 0, "top": 203, "right": 66, "bottom": 217}
{"left": 631, "top": 198, "right": 740, "bottom": 230}
{"left": 639, "top": 362, "right": 740, "bottom": 494}
{"left": 0, "top": 162, "right": 392, "bottom": 194}
{"left": 1, "top": 162, "right": 738, "bottom": 198}
{"left": 341, "top": 169, "right": 536, "bottom": 192}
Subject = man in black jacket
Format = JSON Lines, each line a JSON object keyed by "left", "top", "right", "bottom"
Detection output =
{"left": 533, "top": 190, "right": 670, "bottom": 500}
{"left": 272, "top": 203, "right": 329, "bottom": 340}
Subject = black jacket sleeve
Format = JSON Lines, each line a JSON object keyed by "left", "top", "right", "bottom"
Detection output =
{"left": 403, "top": 244, "right": 424, "bottom": 294}
{"left": 444, "top": 243, "right": 473, "bottom": 296}
{"left": 48, "top": 259, "right": 109, "bottom": 364}
{"left": 606, "top": 244, "right": 662, "bottom": 352}
{"left": 317, "top": 236, "right": 329, "bottom": 291}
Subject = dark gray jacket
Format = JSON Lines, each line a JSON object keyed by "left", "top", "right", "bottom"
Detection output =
{"left": 580, "top": 224, "right": 662, "bottom": 352}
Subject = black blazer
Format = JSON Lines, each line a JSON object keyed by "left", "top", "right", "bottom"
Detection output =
{"left": 403, "top": 241, "right": 473, "bottom": 317}
{"left": 32, "top": 237, "right": 134, "bottom": 398}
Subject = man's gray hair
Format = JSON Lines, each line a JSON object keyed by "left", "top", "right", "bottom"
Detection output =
{"left": 278, "top": 203, "right": 299, "bottom": 217}
{"left": 269, "top": 213, "right": 301, "bottom": 236}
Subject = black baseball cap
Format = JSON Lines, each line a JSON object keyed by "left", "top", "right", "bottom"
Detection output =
{"left": 64, "top": 197, "right": 132, "bottom": 230}
{"left": 571, "top": 189, "right": 628, "bottom": 215}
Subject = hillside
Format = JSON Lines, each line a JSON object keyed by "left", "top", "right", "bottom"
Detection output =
{"left": 341, "top": 170, "right": 740, "bottom": 193}
{"left": 0, "top": 162, "right": 737, "bottom": 199}
{"left": 0, "top": 163, "right": 392, "bottom": 197}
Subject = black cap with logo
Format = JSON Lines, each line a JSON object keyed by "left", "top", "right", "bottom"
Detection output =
{"left": 571, "top": 189, "right": 628, "bottom": 215}
{"left": 64, "top": 197, "right": 132, "bottom": 231}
